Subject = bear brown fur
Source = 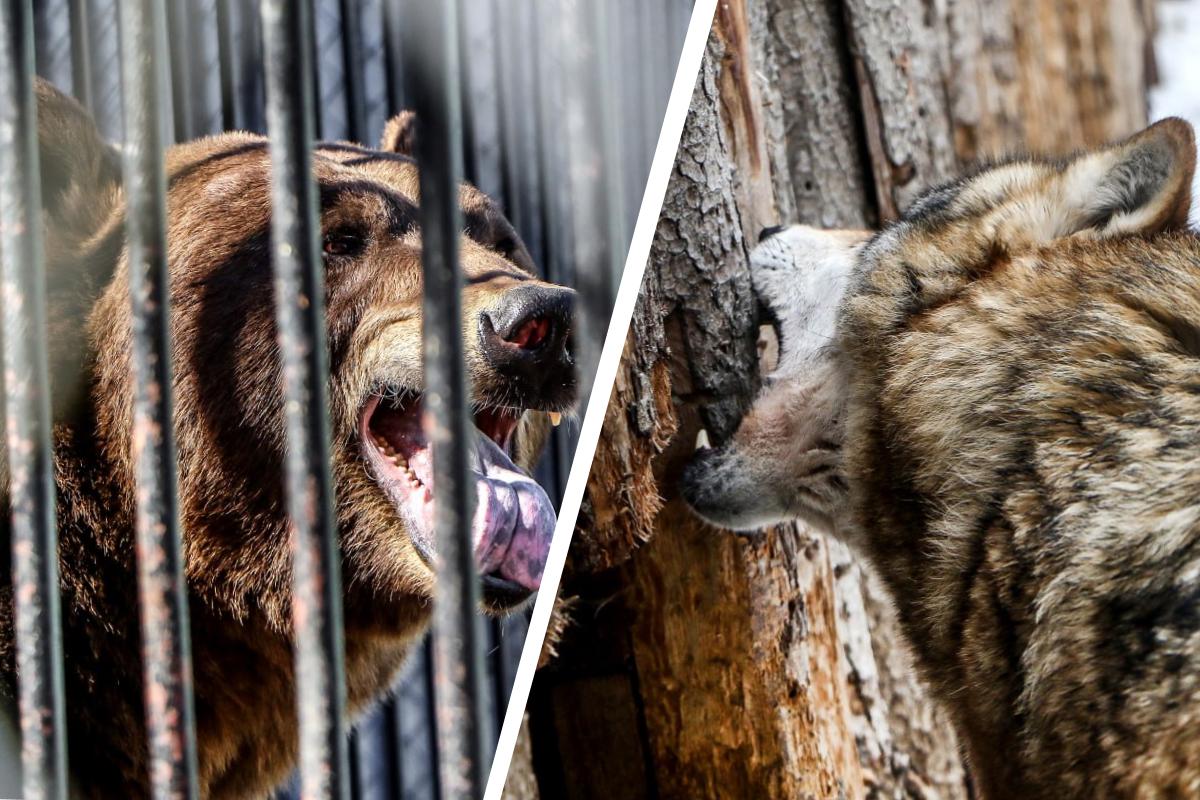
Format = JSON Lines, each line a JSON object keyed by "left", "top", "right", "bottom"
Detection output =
{"left": 0, "top": 81, "right": 574, "bottom": 798}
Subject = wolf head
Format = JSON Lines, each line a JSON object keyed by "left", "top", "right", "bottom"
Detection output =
{"left": 681, "top": 117, "right": 1196, "bottom": 536}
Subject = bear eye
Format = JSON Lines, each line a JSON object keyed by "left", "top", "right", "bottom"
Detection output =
{"left": 323, "top": 230, "right": 365, "bottom": 258}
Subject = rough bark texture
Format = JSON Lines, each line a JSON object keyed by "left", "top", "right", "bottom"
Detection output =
{"left": 500, "top": 717, "right": 540, "bottom": 800}
{"left": 515, "top": 1, "right": 1157, "bottom": 797}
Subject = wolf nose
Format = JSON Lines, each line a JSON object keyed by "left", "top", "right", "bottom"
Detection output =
{"left": 759, "top": 225, "right": 786, "bottom": 243}
{"left": 479, "top": 284, "right": 576, "bottom": 388}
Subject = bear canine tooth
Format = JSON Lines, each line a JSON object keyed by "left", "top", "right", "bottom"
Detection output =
{"left": 549, "top": 411, "right": 562, "bottom": 427}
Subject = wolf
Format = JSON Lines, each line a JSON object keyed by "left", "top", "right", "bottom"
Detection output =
{"left": 0, "top": 81, "right": 575, "bottom": 798}
{"left": 682, "top": 118, "right": 1200, "bottom": 797}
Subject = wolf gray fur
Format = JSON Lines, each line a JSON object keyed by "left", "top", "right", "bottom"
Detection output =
{"left": 682, "top": 118, "right": 1200, "bottom": 797}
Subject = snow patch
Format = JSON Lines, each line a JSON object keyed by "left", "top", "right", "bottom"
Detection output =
{"left": 1150, "top": 0, "right": 1200, "bottom": 227}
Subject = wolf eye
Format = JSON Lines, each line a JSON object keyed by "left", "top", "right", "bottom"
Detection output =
{"left": 323, "top": 231, "right": 365, "bottom": 258}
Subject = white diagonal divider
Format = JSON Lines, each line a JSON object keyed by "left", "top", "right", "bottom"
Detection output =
{"left": 483, "top": 1, "right": 720, "bottom": 795}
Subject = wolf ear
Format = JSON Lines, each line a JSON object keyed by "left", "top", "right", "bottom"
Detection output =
{"left": 380, "top": 110, "right": 418, "bottom": 157}
{"left": 35, "top": 79, "right": 120, "bottom": 232}
{"left": 1061, "top": 117, "right": 1195, "bottom": 238}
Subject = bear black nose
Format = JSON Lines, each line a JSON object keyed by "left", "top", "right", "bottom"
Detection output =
{"left": 758, "top": 225, "right": 786, "bottom": 243}
{"left": 478, "top": 284, "right": 576, "bottom": 400}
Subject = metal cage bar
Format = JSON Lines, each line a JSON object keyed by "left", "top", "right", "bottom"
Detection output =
{"left": 402, "top": 2, "right": 491, "bottom": 796}
{"left": 164, "top": 0, "right": 192, "bottom": 141}
{"left": 337, "top": 0, "right": 366, "bottom": 144}
{"left": 67, "top": 0, "right": 90, "bottom": 109}
{"left": 117, "top": 1, "right": 202, "bottom": 798}
{"left": 259, "top": 2, "right": 350, "bottom": 799}
{"left": 214, "top": 0, "right": 237, "bottom": 130}
{"left": 0, "top": 2, "right": 68, "bottom": 798}
{"left": 563, "top": 0, "right": 617, "bottom": 410}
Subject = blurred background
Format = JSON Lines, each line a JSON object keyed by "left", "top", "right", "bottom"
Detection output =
{"left": 1151, "top": 0, "right": 1200, "bottom": 227}
{"left": 27, "top": 0, "right": 694, "bottom": 797}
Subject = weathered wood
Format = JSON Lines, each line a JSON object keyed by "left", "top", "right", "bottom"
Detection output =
{"left": 500, "top": 716, "right": 540, "bottom": 800}
{"left": 513, "top": 0, "right": 1158, "bottom": 797}
{"left": 937, "top": 0, "right": 1153, "bottom": 162}
{"left": 762, "top": 0, "right": 872, "bottom": 227}
{"left": 628, "top": 504, "right": 863, "bottom": 798}
{"left": 843, "top": 0, "right": 958, "bottom": 221}
{"left": 829, "top": 542, "right": 969, "bottom": 799}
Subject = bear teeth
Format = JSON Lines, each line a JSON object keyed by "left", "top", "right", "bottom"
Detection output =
{"left": 369, "top": 432, "right": 422, "bottom": 486}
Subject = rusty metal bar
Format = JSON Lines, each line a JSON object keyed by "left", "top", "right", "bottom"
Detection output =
{"left": 259, "top": 2, "right": 350, "bottom": 799}
{"left": 403, "top": 1, "right": 490, "bottom": 796}
{"left": 117, "top": 1, "right": 201, "bottom": 798}
{"left": 0, "top": 1, "right": 68, "bottom": 798}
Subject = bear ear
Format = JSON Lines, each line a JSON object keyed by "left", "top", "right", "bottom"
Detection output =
{"left": 34, "top": 78, "right": 121, "bottom": 239}
{"left": 380, "top": 110, "right": 418, "bottom": 156}
{"left": 33, "top": 80, "right": 123, "bottom": 424}
{"left": 1060, "top": 117, "right": 1196, "bottom": 238}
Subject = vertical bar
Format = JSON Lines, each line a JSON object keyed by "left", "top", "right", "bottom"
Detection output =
{"left": 165, "top": 0, "right": 191, "bottom": 142}
{"left": 215, "top": 0, "right": 237, "bottom": 130}
{"left": 493, "top": 0, "right": 520, "bottom": 232}
{"left": 562, "top": 0, "right": 615, "bottom": 408}
{"left": 117, "top": 1, "right": 201, "bottom": 799}
{"left": 33, "top": 0, "right": 72, "bottom": 91}
{"left": 259, "top": 2, "right": 349, "bottom": 799}
{"left": 238, "top": 1, "right": 265, "bottom": 134}
{"left": 338, "top": 0, "right": 366, "bottom": 143}
{"left": 68, "top": 0, "right": 92, "bottom": 109}
{"left": 455, "top": 0, "right": 478, "bottom": 188}
{"left": 403, "top": 2, "right": 490, "bottom": 796}
{"left": 381, "top": 0, "right": 405, "bottom": 113}
{"left": 187, "top": 0, "right": 219, "bottom": 138}
{"left": 530, "top": 0, "right": 576, "bottom": 492}
{"left": 391, "top": 641, "right": 442, "bottom": 800}
{"left": 312, "top": 0, "right": 348, "bottom": 142}
{"left": 86, "top": 0, "right": 123, "bottom": 141}
{"left": 0, "top": 2, "right": 68, "bottom": 799}
{"left": 455, "top": 0, "right": 501, "bottom": 200}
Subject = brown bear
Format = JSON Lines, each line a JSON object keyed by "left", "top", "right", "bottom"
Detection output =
{"left": 0, "top": 80, "right": 575, "bottom": 798}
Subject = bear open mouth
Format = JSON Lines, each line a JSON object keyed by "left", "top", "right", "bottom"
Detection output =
{"left": 358, "top": 391, "right": 557, "bottom": 607}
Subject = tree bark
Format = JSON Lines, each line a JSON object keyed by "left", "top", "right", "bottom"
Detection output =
{"left": 516, "top": 1, "right": 1157, "bottom": 797}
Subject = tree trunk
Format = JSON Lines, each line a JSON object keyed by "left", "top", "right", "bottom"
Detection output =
{"left": 516, "top": 1, "right": 1157, "bottom": 798}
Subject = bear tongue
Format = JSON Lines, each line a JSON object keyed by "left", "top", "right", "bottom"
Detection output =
{"left": 469, "top": 431, "right": 556, "bottom": 591}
